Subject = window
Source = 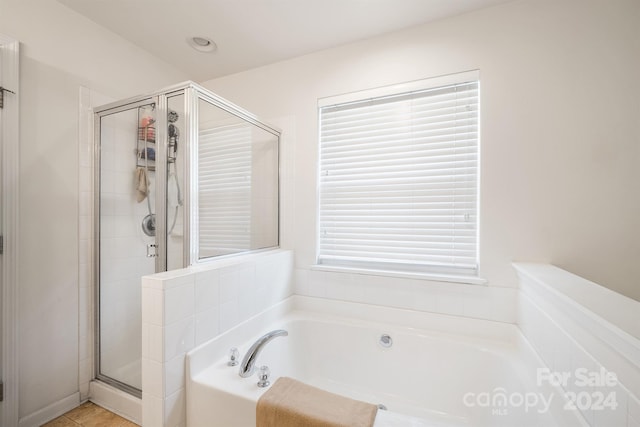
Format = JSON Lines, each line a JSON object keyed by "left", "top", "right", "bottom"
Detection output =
{"left": 317, "top": 72, "right": 479, "bottom": 279}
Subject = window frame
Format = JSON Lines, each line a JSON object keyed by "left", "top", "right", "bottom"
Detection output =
{"left": 315, "top": 71, "right": 484, "bottom": 285}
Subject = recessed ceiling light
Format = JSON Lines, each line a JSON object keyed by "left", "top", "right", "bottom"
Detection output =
{"left": 187, "top": 36, "right": 217, "bottom": 53}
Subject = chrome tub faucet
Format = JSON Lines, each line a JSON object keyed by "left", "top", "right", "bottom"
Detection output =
{"left": 238, "top": 329, "right": 288, "bottom": 378}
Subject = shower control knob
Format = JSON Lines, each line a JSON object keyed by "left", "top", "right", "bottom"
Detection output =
{"left": 228, "top": 347, "right": 240, "bottom": 366}
{"left": 257, "top": 365, "right": 271, "bottom": 388}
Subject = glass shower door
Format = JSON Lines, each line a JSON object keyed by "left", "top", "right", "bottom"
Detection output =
{"left": 97, "top": 101, "right": 158, "bottom": 395}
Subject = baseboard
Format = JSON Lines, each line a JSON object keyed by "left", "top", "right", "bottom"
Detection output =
{"left": 18, "top": 392, "right": 80, "bottom": 427}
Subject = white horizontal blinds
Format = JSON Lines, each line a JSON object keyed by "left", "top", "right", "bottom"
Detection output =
{"left": 199, "top": 124, "right": 252, "bottom": 256}
{"left": 318, "top": 80, "right": 479, "bottom": 275}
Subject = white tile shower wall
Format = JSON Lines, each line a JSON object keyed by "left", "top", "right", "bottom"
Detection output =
{"left": 515, "top": 264, "right": 640, "bottom": 427}
{"left": 141, "top": 249, "right": 293, "bottom": 427}
{"left": 294, "top": 268, "right": 517, "bottom": 323}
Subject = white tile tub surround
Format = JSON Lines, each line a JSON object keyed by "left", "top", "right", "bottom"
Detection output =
{"left": 514, "top": 263, "right": 640, "bottom": 427}
{"left": 294, "top": 268, "right": 517, "bottom": 323}
{"left": 141, "top": 249, "right": 294, "bottom": 427}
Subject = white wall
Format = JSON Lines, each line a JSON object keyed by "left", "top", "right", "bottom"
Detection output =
{"left": 202, "top": 0, "right": 640, "bottom": 301}
{"left": 0, "top": 0, "right": 188, "bottom": 423}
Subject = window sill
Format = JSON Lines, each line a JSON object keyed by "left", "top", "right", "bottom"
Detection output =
{"left": 310, "top": 264, "right": 488, "bottom": 286}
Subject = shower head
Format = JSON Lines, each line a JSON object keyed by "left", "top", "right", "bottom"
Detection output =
{"left": 168, "top": 110, "right": 179, "bottom": 123}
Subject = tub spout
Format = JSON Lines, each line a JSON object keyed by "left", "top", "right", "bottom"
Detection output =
{"left": 239, "top": 329, "right": 288, "bottom": 378}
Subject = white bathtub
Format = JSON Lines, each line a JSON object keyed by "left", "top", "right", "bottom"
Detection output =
{"left": 186, "top": 296, "right": 586, "bottom": 427}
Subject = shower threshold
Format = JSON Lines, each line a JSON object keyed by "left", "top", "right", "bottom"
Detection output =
{"left": 89, "top": 380, "right": 142, "bottom": 425}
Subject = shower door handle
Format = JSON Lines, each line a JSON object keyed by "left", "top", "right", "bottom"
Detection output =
{"left": 146, "top": 244, "right": 158, "bottom": 258}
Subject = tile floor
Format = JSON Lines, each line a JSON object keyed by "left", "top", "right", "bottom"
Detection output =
{"left": 41, "top": 402, "right": 139, "bottom": 427}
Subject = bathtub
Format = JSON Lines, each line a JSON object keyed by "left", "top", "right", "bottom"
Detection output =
{"left": 186, "top": 296, "right": 586, "bottom": 427}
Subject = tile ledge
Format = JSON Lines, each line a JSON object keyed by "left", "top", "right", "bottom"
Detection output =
{"left": 310, "top": 264, "right": 487, "bottom": 285}
{"left": 513, "top": 262, "right": 640, "bottom": 342}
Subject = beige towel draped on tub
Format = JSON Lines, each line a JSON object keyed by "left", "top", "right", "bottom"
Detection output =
{"left": 256, "top": 377, "right": 378, "bottom": 427}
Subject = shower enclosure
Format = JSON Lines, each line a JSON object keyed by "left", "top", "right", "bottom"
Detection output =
{"left": 93, "top": 82, "right": 280, "bottom": 397}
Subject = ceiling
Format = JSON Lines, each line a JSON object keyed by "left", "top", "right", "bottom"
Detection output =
{"left": 58, "top": 0, "right": 510, "bottom": 82}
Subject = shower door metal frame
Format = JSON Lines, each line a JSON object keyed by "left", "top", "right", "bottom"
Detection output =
{"left": 93, "top": 88, "right": 186, "bottom": 396}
